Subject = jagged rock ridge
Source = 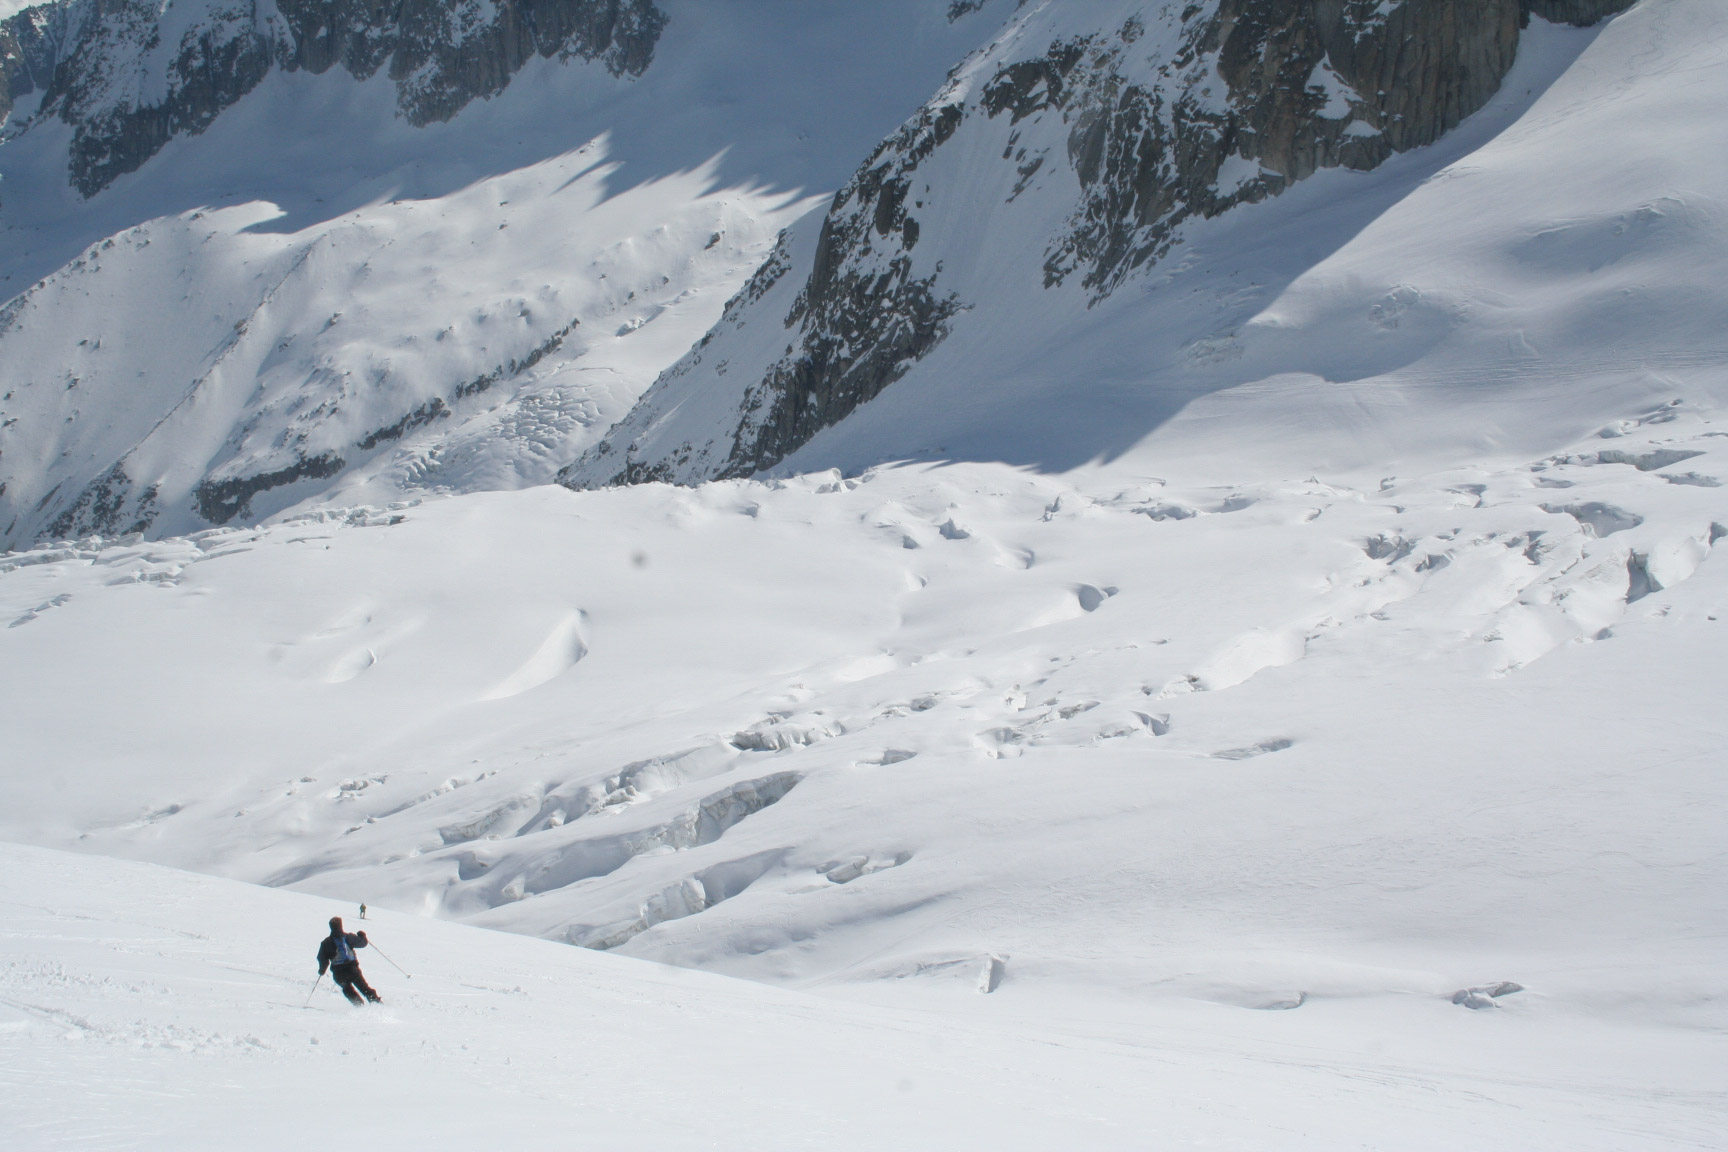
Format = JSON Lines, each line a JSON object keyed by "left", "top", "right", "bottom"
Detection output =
{"left": 1, "top": 0, "right": 665, "bottom": 196}
{"left": 562, "top": 0, "right": 1635, "bottom": 490}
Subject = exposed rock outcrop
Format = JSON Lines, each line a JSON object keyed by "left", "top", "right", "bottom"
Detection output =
{"left": 193, "top": 450, "right": 346, "bottom": 525}
{"left": 0, "top": 0, "right": 78, "bottom": 128}
{"left": 562, "top": 0, "right": 1635, "bottom": 490}
{"left": 1, "top": 0, "right": 665, "bottom": 196}
{"left": 43, "top": 460, "right": 156, "bottom": 539}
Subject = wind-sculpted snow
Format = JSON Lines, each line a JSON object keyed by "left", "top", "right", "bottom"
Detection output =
{"left": 0, "top": 0, "right": 665, "bottom": 195}
{"left": 564, "top": 0, "right": 1637, "bottom": 489}
{"left": 4, "top": 408, "right": 1726, "bottom": 991}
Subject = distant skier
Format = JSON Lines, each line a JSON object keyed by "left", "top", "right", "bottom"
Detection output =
{"left": 317, "top": 916, "right": 382, "bottom": 1006}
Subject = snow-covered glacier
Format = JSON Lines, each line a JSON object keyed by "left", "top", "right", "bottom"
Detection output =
{"left": 2, "top": 1, "right": 1726, "bottom": 1148}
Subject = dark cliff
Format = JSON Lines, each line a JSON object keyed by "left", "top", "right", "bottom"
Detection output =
{"left": 1, "top": 0, "right": 665, "bottom": 197}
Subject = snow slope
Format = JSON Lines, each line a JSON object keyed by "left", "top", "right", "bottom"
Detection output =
{"left": 2, "top": 401, "right": 1725, "bottom": 1148}
{"left": 0, "top": 144, "right": 814, "bottom": 539}
{"left": 8, "top": 842, "right": 1718, "bottom": 1151}
{"left": 569, "top": 1, "right": 1719, "bottom": 490}
{"left": 0, "top": 0, "right": 1010, "bottom": 547}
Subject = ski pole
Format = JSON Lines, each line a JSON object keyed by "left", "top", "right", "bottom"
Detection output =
{"left": 369, "top": 943, "right": 412, "bottom": 979}
{"left": 303, "top": 971, "right": 323, "bottom": 1007}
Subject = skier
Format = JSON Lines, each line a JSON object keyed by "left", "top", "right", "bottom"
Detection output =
{"left": 317, "top": 916, "right": 382, "bottom": 1005}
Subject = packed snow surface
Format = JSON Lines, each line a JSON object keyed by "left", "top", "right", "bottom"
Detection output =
{"left": 3, "top": 0, "right": 1727, "bottom": 1146}
{"left": 1, "top": 836, "right": 1722, "bottom": 1150}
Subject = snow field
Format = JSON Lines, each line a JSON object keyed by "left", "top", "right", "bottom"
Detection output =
{"left": 1, "top": 841, "right": 1720, "bottom": 1151}
{"left": 1, "top": 403, "right": 1724, "bottom": 1151}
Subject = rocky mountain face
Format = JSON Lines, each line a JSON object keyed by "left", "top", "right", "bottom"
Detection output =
{"left": 0, "top": 0, "right": 1647, "bottom": 548}
{"left": 1, "top": 0, "right": 664, "bottom": 196}
{"left": 561, "top": 0, "right": 1635, "bottom": 489}
{"left": 0, "top": 0, "right": 1015, "bottom": 553}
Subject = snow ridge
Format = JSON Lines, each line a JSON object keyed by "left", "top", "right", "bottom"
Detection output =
{"left": 0, "top": 146, "right": 807, "bottom": 547}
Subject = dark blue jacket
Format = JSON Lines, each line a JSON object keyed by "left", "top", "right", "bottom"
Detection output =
{"left": 316, "top": 931, "right": 369, "bottom": 974}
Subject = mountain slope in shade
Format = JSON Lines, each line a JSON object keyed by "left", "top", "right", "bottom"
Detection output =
{"left": 0, "top": 1, "right": 1009, "bottom": 548}
{"left": 0, "top": 144, "right": 812, "bottom": 542}
{"left": 561, "top": 0, "right": 1654, "bottom": 490}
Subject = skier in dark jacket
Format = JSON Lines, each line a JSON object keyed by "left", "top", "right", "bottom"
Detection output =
{"left": 317, "top": 916, "right": 381, "bottom": 1005}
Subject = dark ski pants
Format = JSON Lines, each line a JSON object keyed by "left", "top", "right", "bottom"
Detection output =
{"left": 332, "top": 962, "right": 380, "bottom": 1005}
